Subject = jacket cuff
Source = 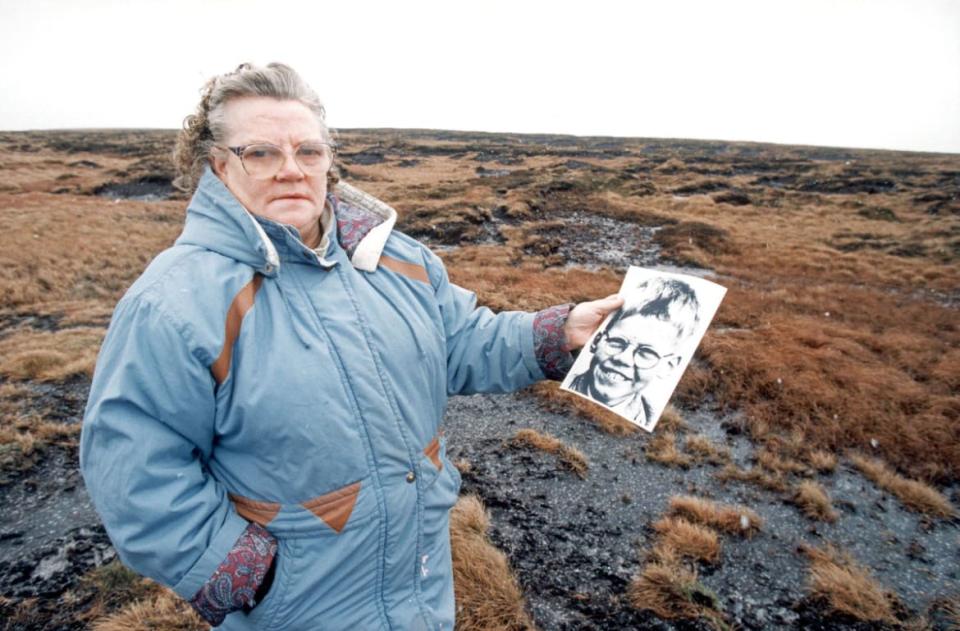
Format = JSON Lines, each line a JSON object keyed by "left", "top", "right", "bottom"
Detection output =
{"left": 188, "top": 522, "right": 278, "bottom": 627}
{"left": 533, "top": 303, "right": 576, "bottom": 381}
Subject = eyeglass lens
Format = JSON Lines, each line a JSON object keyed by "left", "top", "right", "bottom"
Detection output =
{"left": 241, "top": 143, "right": 332, "bottom": 178}
{"left": 603, "top": 336, "right": 661, "bottom": 368}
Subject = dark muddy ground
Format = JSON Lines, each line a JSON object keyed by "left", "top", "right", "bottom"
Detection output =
{"left": 1, "top": 129, "right": 958, "bottom": 629}
{"left": 446, "top": 395, "right": 960, "bottom": 631}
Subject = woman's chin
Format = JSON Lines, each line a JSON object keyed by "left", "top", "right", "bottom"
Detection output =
{"left": 260, "top": 201, "right": 321, "bottom": 225}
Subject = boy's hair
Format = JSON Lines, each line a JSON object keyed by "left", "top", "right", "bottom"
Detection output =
{"left": 607, "top": 277, "right": 701, "bottom": 340}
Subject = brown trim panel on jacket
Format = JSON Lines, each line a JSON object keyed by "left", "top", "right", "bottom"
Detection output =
{"left": 424, "top": 435, "right": 442, "bottom": 471}
{"left": 301, "top": 481, "right": 362, "bottom": 534}
{"left": 229, "top": 494, "right": 281, "bottom": 527}
{"left": 211, "top": 274, "right": 263, "bottom": 385}
{"left": 379, "top": 255, "right": 429, "bottom": 284}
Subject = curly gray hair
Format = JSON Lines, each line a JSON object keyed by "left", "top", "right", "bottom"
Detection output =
{"left": 172, "top": 62, "right": 339, "bottom": 193}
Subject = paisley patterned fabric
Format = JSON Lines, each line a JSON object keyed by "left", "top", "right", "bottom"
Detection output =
{"left": 533, "top": 303, "right": 575, "bottom": 380}
{"left": 334, "top": 196, "right": 382, "bottom": 258}
{"left": 189, "top": 522, "right": 278, "bottom": 625}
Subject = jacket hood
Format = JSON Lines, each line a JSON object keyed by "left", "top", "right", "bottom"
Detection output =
{"left": 176, "top": 166, "right": 397, "bottom": 275}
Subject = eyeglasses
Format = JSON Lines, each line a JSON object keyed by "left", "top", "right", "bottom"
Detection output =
{"left": 599, "top": 334, "right": 673, "bottom": 369}
{"left": 220, "top": 141, "right": 334, "bottom": 179}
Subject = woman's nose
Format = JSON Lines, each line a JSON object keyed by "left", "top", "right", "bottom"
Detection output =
{"left": 275, "top": 151, "right": 305, "bottom": 179}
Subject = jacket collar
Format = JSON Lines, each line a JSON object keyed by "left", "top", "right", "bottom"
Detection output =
{"left": 176, "top": 167, "right": 397, "bottom": 276}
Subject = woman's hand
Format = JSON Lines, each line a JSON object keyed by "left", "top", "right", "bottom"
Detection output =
{"left": 562, "top": 294, "right": 624, "bottom": 351}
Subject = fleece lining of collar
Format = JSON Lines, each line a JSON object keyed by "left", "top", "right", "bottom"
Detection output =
{"left": 333, "top": 181, "right": 398, "bottom": 272}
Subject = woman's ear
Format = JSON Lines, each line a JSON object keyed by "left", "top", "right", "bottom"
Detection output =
{"left": 210, "top": 150, "right": 228, "bottom": 179}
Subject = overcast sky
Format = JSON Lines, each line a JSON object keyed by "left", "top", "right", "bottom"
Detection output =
{"left": 1, "top": 0, "right": 958, "bottom": 153}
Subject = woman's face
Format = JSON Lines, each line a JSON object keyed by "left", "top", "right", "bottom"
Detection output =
{"left": 211, "top": 96, "right": 329, "bottom": 247}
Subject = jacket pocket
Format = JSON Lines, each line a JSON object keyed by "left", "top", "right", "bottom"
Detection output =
{"left": 241, "top": 536, "right": 292, "bottom": 631}
{"left": 256, "top": 476, "right": 384, "bottom": 630}
{"left": 418, "top": 435, "right": 461, "bottom": 625}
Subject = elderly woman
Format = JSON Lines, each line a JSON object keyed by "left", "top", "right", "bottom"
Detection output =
{"left": 80, "top": 62, "right": 622, "bottom": 630}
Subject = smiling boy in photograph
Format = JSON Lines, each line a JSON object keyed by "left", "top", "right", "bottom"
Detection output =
{"left": 568, "top": 277, "right": 701, "bottom": 427}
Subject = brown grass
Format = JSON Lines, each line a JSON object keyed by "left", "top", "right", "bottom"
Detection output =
{"left": 91, "top": 588, "right": 204, "bottom": 631}
{"left": 645, "top": 432, "right": 693, "bottom": 469}
{"left": 807, "top": 450, "right": 838, "bottom": 473}
{"left": 683, "top": 434, "right": 730, "bottom": 465}
{"left": 667, "top": 495, "right": 763, "bottom": 537}
{"left": 657, "top": 406, "right": 688, "bottom": 434}
{"left": 756, "top": 448, "right": 811, "bottom": 476}
{"left": 628, "top": 546, "right": 728, "bottom": 630}
{"left": 715, "top": 463, "right": 789, "bottom": 493}
{"left": 0, "top": 328, "right": 104, "bottom": 382}
{"left": 850, "top": 453, "right": 956, "bottom": 518}
{"left": 0, "top": 382, "right": 82, "bottom": 479}
{"left": 526, "top": 382, "right": 638, "bottom": 436}
{"left": 450, "top": 495, "right": 538, "bottom": 631}
{"left": 510, "top": 428, "right": 589, "bottom": 478}
{"left": 628, "top": 558, "right": 700, "bottom": 619}
{"left": 791, "top": 480, "right": 838, "bottom": 522}
{"left": 802, "top": 544, "right": 900, "bottom": 625}
{"left": 652, "top": 518, "right": 721, "bottom": 564}
{"left": 697, "top": 286, "right": 960, "bottom": 483}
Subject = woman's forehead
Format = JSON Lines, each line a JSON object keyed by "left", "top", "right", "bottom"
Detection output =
{"left": 222, "top": 96, "right": 323, "bottom": 143}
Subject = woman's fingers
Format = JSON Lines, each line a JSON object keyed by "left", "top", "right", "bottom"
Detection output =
{"left": 595, "top": 294, "right": 624, "bottom": 314}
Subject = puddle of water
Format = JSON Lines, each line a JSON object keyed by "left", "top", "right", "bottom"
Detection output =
{"left": 94, "top": 178, "right": 173, "bottom": 201}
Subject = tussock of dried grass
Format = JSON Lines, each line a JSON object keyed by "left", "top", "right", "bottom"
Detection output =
{"left": 0, "top": 328, "right": 104, "bottom": 382}
{"left": 657, "top": 406, "right": 688, "bottom": 434}
{"left": 802, "top": 544, "right": 900, "bottom": 625}
{"left": 850, "top": 454, "right": 956, "bottom": 518}
{"left": 526, "top": 382, "right": 638, "bottom": 435}
{"left": 91, "top": 588, "right": 204, "bottom": 631}
{"left": 808, "top": 450, "right": 838, "bottom": 473}
{"left": 683, "top": 435, "right": 730, "bottom": 465}
{"left": 792, "top": 480, "right": 838, "bottom": 522}
{"left": 756, "top": 448, "right": 810, "bottom": 476}
{"left": 715, "top": 463, "right": 788, "bottom": 493}
{"left": 646, "top": 432, "right": 693, "bottom": 469}
{"left": 667, "top": 495, "right": 762, "bottom": 537}
{"left": 652, "top": 517, "right": 721, "bottom": 563}
{"left": 450, "top": 495, "right": 538, "bottom": 631}
{"left": 0, "top": 408, "right": 81, "bottom": 479}
{"left": 628, "top": 550, "right": 727, "bottom": 629}
{"left": 628, "top": 559, "right": 702, "bottom": 619}
{"left": 510, "top": 428, "right": 589, "bottom": 478}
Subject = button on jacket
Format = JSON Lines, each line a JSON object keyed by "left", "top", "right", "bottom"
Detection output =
{"left": 80, "top": 167, "right": 569, "bottom": 629}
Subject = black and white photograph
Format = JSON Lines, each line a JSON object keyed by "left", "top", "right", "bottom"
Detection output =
{"left": 562, "top": 267, "right": 726, "bottom": 432}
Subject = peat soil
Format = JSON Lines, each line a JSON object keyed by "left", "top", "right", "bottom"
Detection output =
{"left": 445, "top": 394, "right": 960, "bottom": 631}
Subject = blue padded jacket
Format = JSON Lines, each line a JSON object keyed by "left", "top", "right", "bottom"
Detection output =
{"left": 80, "top": 167, "right": 567, "bottom": 630}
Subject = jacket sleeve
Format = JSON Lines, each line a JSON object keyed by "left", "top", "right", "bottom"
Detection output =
{"left": 427, "top": 250, "right": 575, "bottom": 395}
{"left": 79, "top": 293, "right": 260, "bottom": 606}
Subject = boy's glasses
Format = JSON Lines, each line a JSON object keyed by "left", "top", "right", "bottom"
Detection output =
{"left": 599, "top": 334, "right": 673, "bottom": 369}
